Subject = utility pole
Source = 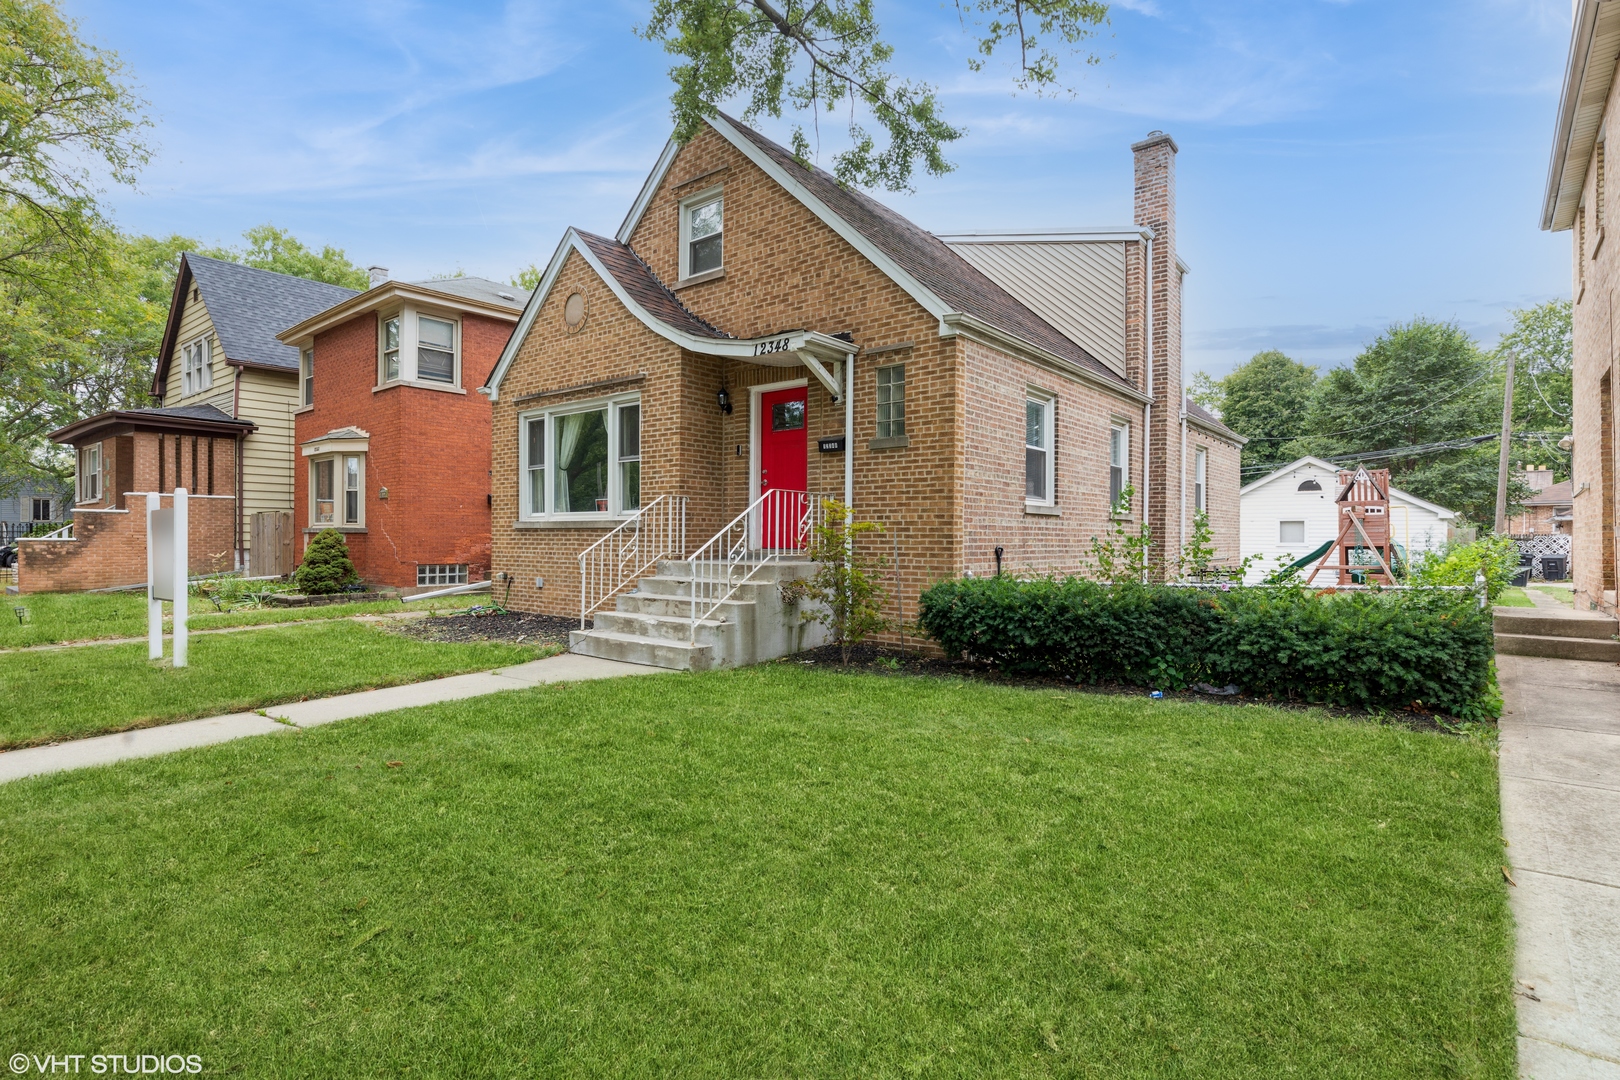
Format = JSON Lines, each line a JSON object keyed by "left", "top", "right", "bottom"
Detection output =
{"left": 1494, "top": 349, "right": 1516, "bottom": 534}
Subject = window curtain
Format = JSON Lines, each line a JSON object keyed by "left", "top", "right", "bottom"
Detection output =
{"left": 555, "top": 413, "right": 586, "bottom": 512}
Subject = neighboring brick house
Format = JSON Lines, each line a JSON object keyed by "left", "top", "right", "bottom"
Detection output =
{"left": 1542, "top": 0, "right": 1620, "bottom": 614}
{"left": 277, "top": 276, "right": 527, "bottom": 589}
{"left": 149, "top": 254, "right": 360, "bottom": 570}
{"left": 1511, "top": 468, "right": 1573, "bottom": 536}
{"left": 19, "top": 405, "right": 249, "bottom": 592}
{"left": 484, "top": 113, "right": 1238, "bottom": 664}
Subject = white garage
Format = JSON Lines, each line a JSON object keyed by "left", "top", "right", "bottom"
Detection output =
{"left": 1239, "top": 456, "right": 1459, "bottom": 583}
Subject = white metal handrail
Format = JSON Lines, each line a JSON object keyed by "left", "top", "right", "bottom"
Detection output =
{"left": 20, "top": 522, "right": 73, "bottom": 541}
{"left": 686, "top": 488, "right": 831, "bottom": 641}
{"left": 578, "top": 495, "right": 687, "bottom": 628}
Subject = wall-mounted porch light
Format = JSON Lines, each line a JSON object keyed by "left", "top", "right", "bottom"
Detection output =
{"left": 717, "top": 386, "right": 733, "bottom": 415}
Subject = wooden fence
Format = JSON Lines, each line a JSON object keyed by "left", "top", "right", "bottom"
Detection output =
{"left": 249, "top": 511, "right": 295, "bottom": 578}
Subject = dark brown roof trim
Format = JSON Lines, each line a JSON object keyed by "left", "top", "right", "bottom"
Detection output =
{"left": 49, "top": 408, "right": 256, "bottom": 445}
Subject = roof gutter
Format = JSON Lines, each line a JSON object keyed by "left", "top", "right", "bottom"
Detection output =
{"left": 1542, "top": 0, "right": 1609, "bottom": 231}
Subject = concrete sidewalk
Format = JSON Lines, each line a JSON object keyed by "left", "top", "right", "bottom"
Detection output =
{"left": 1498, "top": 653, "right": 1620, "bottom": 1079}
{"left": 0, "top": 651, "right": 662, "bottom": 785}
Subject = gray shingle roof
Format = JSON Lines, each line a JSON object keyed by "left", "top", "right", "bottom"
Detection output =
{"left": 713, "top": 113, "right": 1128, "bottom": 389}
{"left": 187, "top": 254, "right": 360, "bottom": 372}
{"left": 128, "top": 404, "right": 251, "bottom": 425}
{"left": 407, "top": 276, "right": 529, "bottom": 310}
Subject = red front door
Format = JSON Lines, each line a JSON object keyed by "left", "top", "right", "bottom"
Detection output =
{"left": 759, "top": 385, "right": 808, "bottom": 548}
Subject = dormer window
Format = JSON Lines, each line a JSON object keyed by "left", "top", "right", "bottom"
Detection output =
{"left": 680, "top": 188, "right": 723, "bottom": 279}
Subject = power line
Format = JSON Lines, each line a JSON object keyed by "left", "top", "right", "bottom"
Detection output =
{"left": 1236, "top": 366, "right": 1495, "bottom": 442}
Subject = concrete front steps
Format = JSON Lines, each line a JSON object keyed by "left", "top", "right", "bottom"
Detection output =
{"left": 570, "top": 559, "right": 828, "bottom": 671}
{"left": 1495, "top": 606, "right": 1620, "bottom": 662}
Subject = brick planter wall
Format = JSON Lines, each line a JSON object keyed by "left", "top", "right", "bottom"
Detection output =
{"left": 17, "top": 493, "right": 235, "bottom": 594}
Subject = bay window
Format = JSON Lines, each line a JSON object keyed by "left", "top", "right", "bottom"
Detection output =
{"left": 310, "top": 453, "right": 364, "bottom": 527}
{"left": 378, "top": 309, "right": 461, "bottom": 387}
{"left": 382, "top": 316, "right": 401, "bottom": 382}
{"left": 417, "top": 315, "right": 456, "bottom": 382}
{"left": 519, "top": 394, "right": 642, "bottom": 519}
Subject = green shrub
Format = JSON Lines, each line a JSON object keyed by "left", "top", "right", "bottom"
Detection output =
{"left": 916, "top": 577, "right": 1496, "bottom": 718}
{"left": 293, "top": 529, "right": 359, "bottom": 595}
{"left": 1411, "top": 534, "right": 1521, "bottom": 603}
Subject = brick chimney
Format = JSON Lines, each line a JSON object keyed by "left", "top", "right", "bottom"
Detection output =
{"left": 368, "top": 265, "right": 389, "bottom": 289}
{"left": 1133, "top": 130, "right": 1181, "bottom": 568}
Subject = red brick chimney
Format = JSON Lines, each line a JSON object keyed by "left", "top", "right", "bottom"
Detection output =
{"left": 1133, "top": 130, "right": 1181, "bottom": 569}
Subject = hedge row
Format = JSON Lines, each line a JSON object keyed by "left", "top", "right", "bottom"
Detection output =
{"left": 916, "top": 577, "right": 1496, "bottom": 717}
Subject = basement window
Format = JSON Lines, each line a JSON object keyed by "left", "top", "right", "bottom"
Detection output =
{"left": 417, "top": 564, "right": 468, "bottom": 587}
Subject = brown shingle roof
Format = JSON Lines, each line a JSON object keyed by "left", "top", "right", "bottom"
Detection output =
{"left": 1184, "top": 397, "right": 1244, "bottom": 441}
{"left": 714, "top": 113, "right": 1128, "bottom": 388}
{"left": 1524, "top": 479, "right": 1573, "bottom": 506}
{"left": 575, "top": 231, "right": 730, "bottom": 340}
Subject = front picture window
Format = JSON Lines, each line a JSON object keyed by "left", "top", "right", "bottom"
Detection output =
{"left": 618, "top": 403, "right": 641, "bottom": 511}
{"left": 313, "top": 459, "right": 335, "bottom": 524}
{"left": 876, "top": 365, "right": 905, "bottom": 438}
{"left": 1026, "top": 396, "right": 1052, "bottom": 503}
{"left": 418, "top": 316, "right": 455, "bottom": 383}
{"left": 687, "top": 196, "right": 722, "bottom": 276}
{"left": 555, "top": 408, "right": 609, "bottom": 513}
{"left": 382, "top": 316, "right": 400, "bottom": 382}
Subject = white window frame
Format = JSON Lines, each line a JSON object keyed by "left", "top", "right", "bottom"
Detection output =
{"left": 1193, "top": 446, "right": 1207, "bottom": 514}
{"left": 678, "top": 186, "right": 724, "bottom": 281}
{"left": 31, "top": 497, "right": 52, "bottom": 521}
{"left": 309, "top": 452, "right": 365, "bottom": 528}
{"left": 518, "top": 392, "right": 642, "bottom": 521}
{"left": 377, "top": 306, "right": 462, "bottom": 390}
{"left": 1024, "top": 391, "right": 1055, "bottom": 507}
{"left": 1279, "top": 520, "right": 1306, "bottom": 545}
{"left": 300, "top": 347, "right": 314, "bottom": 406}
{"left": 876, "top": 364, "right": 905, "bottom": 439}
{"left": 1109, "top": 420, "right": 1130, "bottom": 513}
{"left": 77, "top": 443, "right": 101, "bottom": 503}
{"left": 181, "top": 336, "right": 213, "bottom": 397}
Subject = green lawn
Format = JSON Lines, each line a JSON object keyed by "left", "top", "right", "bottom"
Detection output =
{"left": 0, "top": 622, "right": 536, "bottom": 749}
{"left": 0, "top": 591, "right": 478, "bottom": 649}
{"left": 0, "top": 668, "right": 1515, "bottom": 1077}
{"left": 1530, "top": 585, "right": 1574, "bottom": 606}
{"left": 1495, "top": 587, "right": 1534, "bottom": 607}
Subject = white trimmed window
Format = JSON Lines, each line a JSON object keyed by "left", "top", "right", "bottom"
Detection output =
{"left": 301, "top": 348, "right": 314, "bottom": 406}
{"left": 381, "top": 315, "right": 401, "bottom": 383}
{"left": 181, "top": 337, "right": 213, "bottom": 397}
{"left": 378, "top": 309, "right": 460, "bottom": 387}
{"left": 417, "top": 564, "right": 468, "bottom": 587}
{"left": 77, "top": 443, "right": 101, "bottom": 503}
{"left": 1279, "top": 520, "right": 1306, "bottom": 545}
{"left": 1109, "top": 421, "right": 1129, "bottom": 511}
{"left": 31, "top": 497, "right": 51, "bottom": 521}
{"left": 1193, "top": 447, "right": 1207, "bottom": 513}
{"left": 520, "top": 393, "right": 643, "bottom": 519}
{"left": 679, "top": 188, "right": 723, "bottom": 279}
{"left": 1025, "top": 393, "right": 1054, "bottom": 504}
{"left": 876, "top": 364, "right": 905, "bottom": 438}
{"left": 310, "top": 453, "right": 364, "bottom": 527}
{"left": 417, "top": 315, "right": 457, "bottom": 383}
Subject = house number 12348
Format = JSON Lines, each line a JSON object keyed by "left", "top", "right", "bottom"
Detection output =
{"left": 753, "top": 338, "right": 791, "bottom": 356}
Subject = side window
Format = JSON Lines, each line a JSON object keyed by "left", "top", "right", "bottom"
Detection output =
{"left": 1193, "top": 447, "right": 1207, "bottom": 513}
{"left": 381, "top": 316, "right": 401, "bottom": 382}
{"left": 301, "top": 348, "right": 314, "bottom": 406}
{"left": 1025, "top": 394, "right": 1053, "bottom": 504}
{"left": 1279, "top": 520, "right": 1306, "bottom": 545}
{"left": 876, "top": 365, "right": 905, "bottom": 439}
{"left": 1109, "top": 422, "right": 1129, "bottom": 510}
{"left": 417, "top": 316, "right": 457, "bottom": 383}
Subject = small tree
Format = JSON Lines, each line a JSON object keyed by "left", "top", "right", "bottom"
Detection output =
{"left": 795, "top": 499, "right": 889, "bottom": 666}
{"left": 294, "top": 529, "right": 359, "bottom": 595}
{"left": 1088, "top": 486, "right": 1154, "bottom": 584}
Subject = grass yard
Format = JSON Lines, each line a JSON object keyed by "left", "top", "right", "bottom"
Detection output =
{"left": 1530, "top": 585, "right": 1574, "bottom": 606}
{"left": 0, "top": 591, "right": 480, "bottom": 649}
{"left": 1494, "top": 587, "right": 1534, "bottom": 607}
{"left": 0, "top": 668, "right": 1515, "bottom": 1077}
{"left": 0, "top": 622, "right": 537, "bottom": 749}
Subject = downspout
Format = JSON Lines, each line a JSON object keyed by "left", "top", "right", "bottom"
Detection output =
{"left": 1143, "top": 235, "right": 1153, "bottom": 582}
{"left": 233, "top": 367, "right": 244, "bottom": 570}
{"left": 844, "top": 353, "right": 854, "bottom": 514}
{"left": 1180, "top": 400, "right": 1188, "bottom": 565}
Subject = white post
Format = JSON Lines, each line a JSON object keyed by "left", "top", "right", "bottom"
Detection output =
{"left": 147, "top": 492, "right": 162, "bottom": 661}
{"left": 173, "top": 487, "right": 189, "bottom": 668}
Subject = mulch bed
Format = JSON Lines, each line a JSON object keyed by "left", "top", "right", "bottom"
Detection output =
{"left": 392, "top": 611, "right": 585, "bottom": 648}
{"left": 783, "top": 642, "right": 1464, "bottom": 733}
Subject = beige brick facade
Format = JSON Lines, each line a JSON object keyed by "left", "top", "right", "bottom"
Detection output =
{"left": 490, "top": 118, "right": 1229, "bottom": 621}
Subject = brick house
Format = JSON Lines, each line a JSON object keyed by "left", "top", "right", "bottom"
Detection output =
{"left": 276, "top": 276, "right": 527, "bottom": 589}
{"left": 18, "top": 405, "right": 249, "bottom": 592}
{"left": 484, "top": 114, "right": 1240, "bottom": 667}
{"left": 150, "top": 254, "right": 360, "bottom": 571}
{"left": 1542, "top": 0, "right": 1620, "bottom": 614}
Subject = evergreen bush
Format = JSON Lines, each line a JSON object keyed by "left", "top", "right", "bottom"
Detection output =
{"left": 917, "top": 577, "right": 1496, "bottom": 718}
{"left": 293, "top": 529, "right": 359, "bottom": 595}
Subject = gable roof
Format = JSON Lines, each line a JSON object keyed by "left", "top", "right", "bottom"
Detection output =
{"left": 154, "top": 254, "right": 361, "bottom": 394}
{"left": 1184, "top": 397, "right": 1245, "bottom": 444}
{"left": 1239, "top": 455, "right": 1457, "bottom": 518}
{"left": 617, "top": 113, "right": 1135, "bottom": 394}
{"left": 1524, "top": 479, "right": 1574, "bottom": 506}
{"left": 1542, "top": 0, "right": 1620, "bottom": 231}
{"left": 574, "top": 231, "right": 729, "bottom": 339}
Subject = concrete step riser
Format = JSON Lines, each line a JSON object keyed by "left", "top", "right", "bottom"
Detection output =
{"left": 1496, "top": 633, "right": 1620, "bottom": 662}
{"left": 656, "top": 561, "right": 818, "bottom": 585}
{"left": 593, "top": 611, "right": 740, "bottom": 648}
{"left": 568, "top": 630, "right": 716, "bottom": 672}
{"left": 636, "top": 577, "right": 789, "bottom": 604}
{"left": 1495, "top": 615, "right": 1619, "bottom": 641}
{"left": 618, "top": 594, "right": 753, "bottom": 621}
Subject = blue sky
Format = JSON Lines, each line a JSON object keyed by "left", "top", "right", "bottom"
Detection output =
{"left": 65, "top": 0, "right": 1573, "bottom": 381}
